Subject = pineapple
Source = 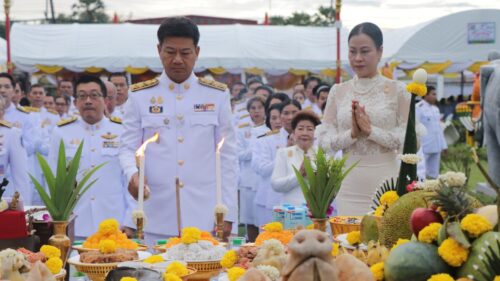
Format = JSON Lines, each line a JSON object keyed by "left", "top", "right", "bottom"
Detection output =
{"left": 428, "top": 184, "right": 474, "bottom": 220}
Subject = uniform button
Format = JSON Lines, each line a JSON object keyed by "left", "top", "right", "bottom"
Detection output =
{"left": 91, "top": 148, "right": 95, "bottom": 152}
{"left": 176, "top": 114, "right": 184, "bottom": 121}
{"left": 91, "top": 196, "right": 96, "bottom": 201}
{"left": 176, "top": 95, "right": 183, "bottom": 100}
{"left": 178, "top": 160, "right": 184, "bottom": 166}
{"left": 169, "top": 83, "right": 175, "bottom": 90}
{"left": 164, "top": 118, "right": 170, "bottom": 125}
{"left": 91, "top": 165, "right": 95, "bottom": 168}
{"left": 179, "top": 181, "right": 184, "bottom": 188}
{"left": 184, "top": 83, "right": 190, "bottom": 90}
{"left": 177, "top": 136, "right": 184, "bottom": 143}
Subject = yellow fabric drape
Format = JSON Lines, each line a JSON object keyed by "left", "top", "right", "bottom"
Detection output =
{"left": 468, "top": 61, "right": 489, "bottom": 73}
{"left": 208, "top": 67, "right": 227, "bottom": 75}
{"left": 288, "top": 69, "right": 309, "bottom": 76}
{"left": 85, "top": 67, "right": 104, "bottom": 73}
{"left": 36, "top": 65, "right": 64, "bottom": 74}
{"left": 406, "top": 61, "right": 453, "bottom": 77}
{"left": 320, "top": 69, "right": 336, "bottom": 78}
{"left": 125, "top": 66, "right": 150, "bottom": 75}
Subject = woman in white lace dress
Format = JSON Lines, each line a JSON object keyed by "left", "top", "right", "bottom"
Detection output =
{"left": 317, "top": 22, "right": 411, "bottom": 215}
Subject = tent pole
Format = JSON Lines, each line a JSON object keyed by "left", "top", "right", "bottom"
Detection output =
{"left": 335, "top": 0, "right": 342, "bottom": 83}
{"left": 4, "top": 0, "right": 12, "bottom": 74}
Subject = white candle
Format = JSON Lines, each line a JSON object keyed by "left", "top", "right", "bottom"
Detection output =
{"left": 138, "top": 154, "right": 145, "bottom": 211}
{"left": 216, "top": 139, "right": 225, "bottom": 205}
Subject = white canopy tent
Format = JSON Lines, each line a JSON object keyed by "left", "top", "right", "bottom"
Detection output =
{"left": 11, "top": 23, "right": 351, "bottom": 74}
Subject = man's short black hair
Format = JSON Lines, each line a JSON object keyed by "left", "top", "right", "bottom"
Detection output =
{"left": 30, "top": 83, "right": 45, "bottom": 93}
{"left": 157, "top": 17, "right": 200, "bottom": 46}
{"left": 75, "top": 75, "right": 107, "bottom": 98}
{"left": 0, "top": 73, "right": 16, "bottom": 88}
{"left": 108, "top": 72, "right": 129, "bottom": 86}
{"left": 55, "top": 95, "right": 71, "bottom": 106}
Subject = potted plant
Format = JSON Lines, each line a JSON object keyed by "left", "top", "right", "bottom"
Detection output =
{"left": 29, "top": 141, "right": 104, "bottom": 263}
{"left": 293, "top": 148, "right": 356, "bottom": 231}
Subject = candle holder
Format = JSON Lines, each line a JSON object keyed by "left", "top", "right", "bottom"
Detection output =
{"left": 136, "top": 217, "right": 144, "bottom": 240}
{"left": 215, "top": 212, "right": 225, "bottom": 241}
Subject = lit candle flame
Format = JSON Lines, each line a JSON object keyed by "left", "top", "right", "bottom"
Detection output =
{"left": 136, "top": 133, "right": 159, "bottom": 157}
{"left": 217, "top": 138, "right": 225, "bottom": 151}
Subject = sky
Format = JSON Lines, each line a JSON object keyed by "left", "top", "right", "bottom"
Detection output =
{"left": 2, "top": 0, "right": 500, "bottom": 29}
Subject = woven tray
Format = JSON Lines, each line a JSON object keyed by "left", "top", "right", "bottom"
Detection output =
{"left": 72, "top": 244, "right": 148, "bottom": 254}
{"left": 329, "top": 216, "right": 362, "bottom": 236}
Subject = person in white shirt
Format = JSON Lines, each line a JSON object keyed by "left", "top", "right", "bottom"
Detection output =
{"left": 272, "top": 111, "right": 321, "bottom": 206}
{"left": 302, "top": 76, "right": 321, "bottom": 114}
{"left": 236, "top": 97, "right": 267, "bottom": 241}
{"left": 55, "top": 95, "right": 71, "bottom": 119}
{"left": 109, "top": 73, "right": 129, "bottom": 119}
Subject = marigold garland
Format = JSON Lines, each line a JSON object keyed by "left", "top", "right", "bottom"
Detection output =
{"left": 391, "top": 238, "right": 410, "bottom": 250}
{"left": 98, "top": 218, "right": 120, "bottom": 235}
{"left": 460, "top": 214, "right": 493, "bottom": 238}
{"left": 163, "top": 273, "right": 182, "bottom": 281}
{"left": 166, "top": 261, "right": 189, "bottom": 276}
{"left": 181, "top": 227, "right": 202, "bottom": 244}
{"left": 263, "top": 222, "right": 283, "bottom": 232}
{"left": 143, "top": 254, "right": 164, "bottom": 264}
{"left": 427, "top": 273, "right": 455, "bottom": 281}
{"left": 255, "top": 225, "right": 293, "bottom": 246}
{"left": 45, "top": 257, "right": 63, "bottom": 274}
{"left": 40, "top": 245, "right": 61, "bottom": 259}
{"left": 227, "top": 267, "right": 246, "bottom": 281}
{"left": 220, "top": 250, "right": 238, "bottom": 268}
{"left": 120, "top": 278, "right": 138, "bottom": 281}
{"left": 370, "top": 262, "right": 384, "bottom": 281}
{"left": 99, "top": 239, "right": 117, "bottom": 254}
{"left": 380, "top": 191, "right": 399, "bottom": 207}
{"left": 418, "top": 223, "right": 442, "bottom": 244}
{"left": 346, "top": 231, "right": 361, "bottom": 245}
{"left": 83, "top": 219, "right": 138, "bottom": 250}
{"left": 406, "top": 82, "right": 427, "bottom": 97}
{"left": 438, "top": 238, "right": 469, "bottom": 267}
{"left": 331, "top": 243, "right": 340, "bottom": 257}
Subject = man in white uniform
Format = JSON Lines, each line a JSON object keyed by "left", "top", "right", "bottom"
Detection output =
{"left": 49, "top": 75, "right": 131, "bottom": 238}
{"left": 120, "top": 17, "right": 238, "bottom": 245}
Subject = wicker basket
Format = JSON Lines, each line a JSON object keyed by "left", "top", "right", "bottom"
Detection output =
{"left": 73, "top": 244, "right": 148, "bottom": 254}
{"left": 329, "top": 216, "right": 362, "bottom": 236}
{"left": 181, "top": 267, "right": 198, "bottom": 281}
{"left": 54, "top": 269, "right": 66, "bottom": 281}
{"left": 186, "top": 260, "right": 222, "bottom": 280}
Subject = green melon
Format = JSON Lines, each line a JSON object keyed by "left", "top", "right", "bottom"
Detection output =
{"left": 457, "top": 231, "right": 500, "bottom": 280}
{"left": 379, "top": 190, "right": 434, "bottom": 247}
{"left": 360, "top": 215, "right": 379, "bottom": 244}
{"left": 384, "top": 242, "right": 450, "bottom": 281}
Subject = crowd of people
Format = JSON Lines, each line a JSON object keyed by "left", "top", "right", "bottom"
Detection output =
{"left": 0, "top": 18, "right": 460, "bottom": 244}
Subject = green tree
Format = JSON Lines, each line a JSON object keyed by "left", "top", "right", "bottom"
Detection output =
{"left": 56, "top": 0, "right": 109, "bottom": 23}
{"left": 270, "top": 5, "right": 335, "bottom": 26}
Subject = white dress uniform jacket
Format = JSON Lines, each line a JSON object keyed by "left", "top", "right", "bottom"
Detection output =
{"left": 0, "top": 121, "right": 30, "bottom": 203}
{"left": 119, "top": 72, "right": 238, "bottom": 236}
{"left": 49, "top": 117, "right": 130, "bottom": 237}
{"left": 416, "top": 100, "right": 447, "bottom": 154}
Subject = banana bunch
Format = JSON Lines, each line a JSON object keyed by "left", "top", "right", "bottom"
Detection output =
{"left": 365, "top": 241, "right": 389, "bottom": 266}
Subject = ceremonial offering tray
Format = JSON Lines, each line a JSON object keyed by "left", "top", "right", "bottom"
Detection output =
{"left": 329, "top": 216, "right": 362, "bottom": 235}
{"left": 67, "top": 251, "right": 151, "bottom": 281}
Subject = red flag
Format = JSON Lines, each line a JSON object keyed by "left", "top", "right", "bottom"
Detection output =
{"left": 264, "top": 12, "right": 269, "bottom": 25}
{"left": 113, "top": 12, "right": 119, "bottom": 24}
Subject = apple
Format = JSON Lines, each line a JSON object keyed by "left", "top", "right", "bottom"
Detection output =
{"left": 410, "top": 208, "right": 444, "bottom": 236}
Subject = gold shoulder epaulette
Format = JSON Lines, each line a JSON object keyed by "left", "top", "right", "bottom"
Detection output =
{"left": 240, "top": 113, "right": 250, "bottom": 119}
{"left": 27, "top": 106, "right": 40, "bottom": 113}
{"left": 110, "top": 116, "right": 122, "bottom": 124}
{"left": 16, "top": 106, "right": 29, "bottom": 114}
{"left": 238, "top": 122, "right": 250, "bottom": 129}
{"left": 198, "top": 78, "right": 227, "bottom": 91}
{"left": 57, "top": 116, "right": 77, "bottom": 127}
{"left": 0, "top": 120, "right": 12, "bottom": 128}
{"left": 265, "top": 129, "right": 280, "bottom": 136}
{"left": 48, "top": 109, "right": 58, "bottom": 115}
{"left": 130, "top": 78, "right": 159, "bottom": 92}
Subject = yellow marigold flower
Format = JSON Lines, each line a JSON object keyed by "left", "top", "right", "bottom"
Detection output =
{"left": 98, "top": 218, "right": 120, "bottom": 235}
{"left": 40, "top": 245, "right": 61, "bottom": 259}
{"left": 370, "top": 262, "right": 384, "bottom": 281}
{"left": 163, "top": 273, "right": 182, "bottom": 281}
{"left": 418, "top": 223, "right": 442, "bottom": 244}
{"left": 427, "top": 273, "right": 455, "bottom": 281}
{"left": 306, "top": 224, "right": 314, "bottom": 230}
{"left": 391, "top": 238, "right": 410, "bottom": 251}
{"left": 120, "top": 278, "right": 138, "bottom": 281}
{"left": 331, "top": 243, "right": 340, "bottom": 257}
{"left": 346, "top": 231, "right": 361, "bottom": 245}
{"left": 220, "top": 250, "right": 238, "bottom": 268}
{"left": 494, "top": 276, "right": 500, "bottom": 281}
{"left": 166, "top": 261, "right": 188, "bottom": 277}
{"left": 181, "top": 227, "right": 201, "bottom": 244}
{"left": 380, "top": 191, "right": 399, "bottom": 208}
{"left": 460, "top": 214, "right": 493, "bottom": 238}
{"left": 374, "top": 205, "right": 385, "bottom": 217}
{"left": 407, "top": 82, "right": 427, "bottom": 97}
{"left": 143, "top": 255, "right": 164, "bottom": 264}
{"left": 228, "top": 267, "right": 246, "bottom": 281}
{"left": 263, "top": 222, "right": 283, "bottom": 232}
{"left": 99, "top": 239, "right": 117, "bottom": 254}
{"left": 45, "top": 257, "right": 63, "bottom": 274}
{"left": 438, "top": 238, "right": 469, "bottom": 267}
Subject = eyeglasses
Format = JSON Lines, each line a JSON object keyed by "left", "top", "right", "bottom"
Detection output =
{"left": 76, "top": 91, "right": 103, "bottom": 100}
